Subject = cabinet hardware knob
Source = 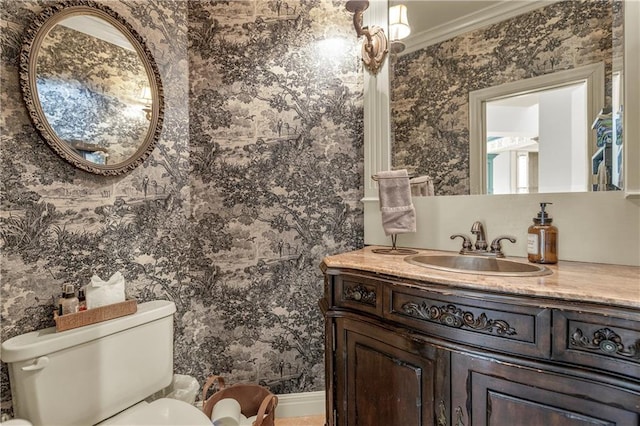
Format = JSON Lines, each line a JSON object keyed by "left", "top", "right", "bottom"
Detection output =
{"left": 571, "top": 327, "right": 640, "bottom": 359}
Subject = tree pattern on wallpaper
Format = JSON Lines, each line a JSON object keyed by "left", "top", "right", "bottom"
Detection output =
{"left": 186, "top": 0, "right": 363, "bottom": 393}
{"left": 1, "top": 0, "right": 362, "bottom": 415}
{"left": 391, "top": 0, "right": 615, "bottom": 196}
{"left": 1, "top": 2, "right": 191, "bottom": 415}
{"left": 37, "top": 24, "right": 150, "bottom": 163}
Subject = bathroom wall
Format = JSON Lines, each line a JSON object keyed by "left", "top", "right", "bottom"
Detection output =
{"left": 185, "top": 0, "right": 363, "bottom": 393}
{"left": 365, "top": 192, "right": 640, "bottom": 266}
{"left": 390, "top": 0, "right": 614, "bottom": 195}
{"left": 0, "top": 0, "right": 363, "bottom": 415}
{"left": 37, "top": 25, "right": 150, "bottom": 163}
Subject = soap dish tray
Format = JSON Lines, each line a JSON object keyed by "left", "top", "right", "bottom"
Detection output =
{"left": 53, "top": 299, "right": 137, "bottom": 332}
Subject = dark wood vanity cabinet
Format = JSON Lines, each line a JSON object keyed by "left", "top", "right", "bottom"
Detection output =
{"left": 321, "top": 268, "right": 640, "bottom": 426}
{"left": 451, "top": 351, "right": 639, "bottom": 426}
{"left": 334, "top": 317, "right": 450, "bottom": 425}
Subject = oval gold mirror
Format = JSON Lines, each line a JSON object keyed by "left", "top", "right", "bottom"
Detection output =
{"left": 20, "top": 1, "right": 164, "bottom": 175}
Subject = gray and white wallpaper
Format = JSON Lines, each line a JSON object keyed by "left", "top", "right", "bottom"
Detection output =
{"left": 37, "top": 24, "right": 150, "bottom": 164}
{"left": 391, "top": 0, "right": 616, "bottom": 196}
{"left": 1, "top": 0, "right": 363, "bottom": 416}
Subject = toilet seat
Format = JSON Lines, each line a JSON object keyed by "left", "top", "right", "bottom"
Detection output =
{"left": 0, "top": 420, "right": 33, "bottom": 426}
{"left": 99, "top": 398, "right": 211, "bottom": 425}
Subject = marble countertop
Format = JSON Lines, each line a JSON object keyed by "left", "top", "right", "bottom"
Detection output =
{"left": 322, "top": 246, "right": 640, "bottom": 309}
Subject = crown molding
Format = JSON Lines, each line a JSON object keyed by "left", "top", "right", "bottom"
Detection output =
{"left": 402, "top": 1, "right": 559, "bottom": 56}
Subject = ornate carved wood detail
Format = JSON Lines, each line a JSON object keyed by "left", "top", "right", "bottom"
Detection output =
{"left": 343, "top": 284, "right": 376, "bottom": 306}
{"left": 455, "top": 406, "right": 465, "bottom": 426}
{"left": 20, "top": 0, "right": 164, "bottom": 176}
{"left": 437, "top": 400, "right": 447, "bottom": 426}
{"left": 570, "top": 328, "right": 640, "bottom": 361}
{"left": 401, "top": 301, "right": 517, "bottom": 336}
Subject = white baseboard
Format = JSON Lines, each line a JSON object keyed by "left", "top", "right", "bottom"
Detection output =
{"left": 275, "top": 391, "right": 325, "bottom": 418}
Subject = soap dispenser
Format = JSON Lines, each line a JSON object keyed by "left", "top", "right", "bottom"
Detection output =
{"left": 527, "top": 202, "right": 558, "bottom": 264}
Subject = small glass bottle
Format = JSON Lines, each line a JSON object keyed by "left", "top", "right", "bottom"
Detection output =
{"left": 60, "top": 284, "right": 79, "bottom": 315}
{"left": 527, "top": 202, "right": 558, "bottom": 264}
{"left": 78, "top": 287, "right": 87, "bottom": 311}
{"left": 57, "top": 291, "right": 66, "bottom": 314}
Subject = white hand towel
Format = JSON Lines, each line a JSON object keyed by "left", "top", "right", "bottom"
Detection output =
{"left": 596, "top": 161, "right": 609, "bottom": 191}
{"left": 377, "top": 169, "right": 416, "bottom": 236}
{"left": 410, "top": 175, "right": 435, "bottom": 197}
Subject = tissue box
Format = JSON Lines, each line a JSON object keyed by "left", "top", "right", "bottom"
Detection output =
{"left": 86, "top": 272, "right": 126, "bottom": 309}
{"left": 54, "top": 300, "right": 137, "bottom": 332}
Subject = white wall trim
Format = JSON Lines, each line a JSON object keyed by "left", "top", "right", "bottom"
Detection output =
{"left": 402, "top": 1, "right": 558, "bottom": 56}
{"left": 363, "top": 0, "right": 391, "bottom": 200}
{"left": 275, "top": 391, "right": 325, "bottom": 418}
{"left": 468, "top": 62, "right": 605, "bottom": 195}
{"left": 624, "top": 0, "right": 640, "bottom": 197}
{"left": 60, "top": 16, "right": 134, "bottom": 51}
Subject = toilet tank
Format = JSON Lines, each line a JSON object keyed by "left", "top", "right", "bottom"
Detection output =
{"left": 0, "top": 300, "right": 177, "bottom": 426}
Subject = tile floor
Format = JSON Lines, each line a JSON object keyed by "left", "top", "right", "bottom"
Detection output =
{"left": 275, "top": 415, "right": 325, "bottom": 425}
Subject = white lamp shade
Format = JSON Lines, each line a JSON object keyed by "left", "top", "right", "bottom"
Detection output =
{"left": 140, "top": 86, "right": 152, "bottom": 102}
{"left": 389, "top": 4, "right": 410, "bottom": 41}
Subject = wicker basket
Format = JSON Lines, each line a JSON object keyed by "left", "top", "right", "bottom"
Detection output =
{"left": 202, "top": 375, "right": 277, "bottom": 426}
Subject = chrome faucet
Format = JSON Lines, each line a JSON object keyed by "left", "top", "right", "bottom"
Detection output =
{"left": 450, "top": 221, "right": 516, "bottom": 258}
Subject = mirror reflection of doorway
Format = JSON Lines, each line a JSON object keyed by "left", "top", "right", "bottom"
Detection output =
{"left": 486, "top": 82, "right": 587, "bottom": 194}
{"left": 468, "top": 62, "right": 605, "bottom": 195}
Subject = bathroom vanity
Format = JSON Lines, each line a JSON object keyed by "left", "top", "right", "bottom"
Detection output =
{"left": 320, "top": 247, "right": 640, "bottom": 426}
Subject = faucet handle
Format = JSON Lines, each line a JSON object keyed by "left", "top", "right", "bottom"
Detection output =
{"left": 451, "top": 234, "right": 473, "bottom": 254}
{"left": 490, "top": 236, "right": 516, "bottom": 258}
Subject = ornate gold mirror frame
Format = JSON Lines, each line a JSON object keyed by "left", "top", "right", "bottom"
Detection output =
{"left": 20, "top": 0, "right": 164, "bottom": 176}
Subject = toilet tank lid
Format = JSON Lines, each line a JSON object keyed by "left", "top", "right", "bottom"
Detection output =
{"left": 0, "top": 300, "right": 176, "bottom": 363}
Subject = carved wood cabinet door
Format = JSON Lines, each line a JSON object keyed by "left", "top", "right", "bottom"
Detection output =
{"left": 450, "top": 352, "right": 640, "bottom": 426}
{"left": 334, "top": 317, "right": 450, "bottom": 426}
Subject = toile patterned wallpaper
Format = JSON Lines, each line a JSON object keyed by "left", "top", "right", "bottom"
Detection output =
{"left": 0, "top": 0, "right": 363, "bottom": 416}
{"left": 391, "top": 0, "right": 615, "bottom": 196}
{"left": 37, "top": 24, "right": 150, "bottom": 164}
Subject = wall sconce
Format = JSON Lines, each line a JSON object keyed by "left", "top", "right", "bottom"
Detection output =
{"left": 345, "top": 0, "right": 388, "bottom": 75}
{"left": 139, "top": 86, "right": 152, "bottom": 121}
{"left": 389, "top": 4, "right": 410, "bottom": 55}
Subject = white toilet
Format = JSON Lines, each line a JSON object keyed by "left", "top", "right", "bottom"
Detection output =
{"left": 0, "top": 300, "right": 211, "bottom": 426}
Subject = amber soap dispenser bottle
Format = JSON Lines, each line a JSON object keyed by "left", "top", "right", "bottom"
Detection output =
{"left": 527, "top": 202, "right": 558, "bottom": 264}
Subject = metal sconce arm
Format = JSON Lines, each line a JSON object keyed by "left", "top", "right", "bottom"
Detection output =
{"left": 345, "top": 0, "right": 388, "bottom": 75}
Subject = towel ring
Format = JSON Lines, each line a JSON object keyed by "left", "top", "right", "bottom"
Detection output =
{"left": 372, "top": 170, "right": 418, "bottom": 255}
{"left": 371, "top": 173, "right": 415, "bottom": 181}
{"left": 371, "top": 235, "right": 418, "bottom": 255}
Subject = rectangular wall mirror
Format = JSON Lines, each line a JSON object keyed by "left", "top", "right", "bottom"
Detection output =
{"left": 389, "top": 0, "right": 623, "bottom": 196}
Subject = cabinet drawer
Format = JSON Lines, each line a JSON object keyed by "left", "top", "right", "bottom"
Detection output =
{"left": 333, "top": 274, "right": 383, "bottom": 317}
{"left": 385, "top": 286, "right": 551, "bottom": 358}
{"left": 553, "top": 310, "right": 640, "bottom": 380}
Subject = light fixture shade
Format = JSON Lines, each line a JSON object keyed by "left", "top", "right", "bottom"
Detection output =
{"left": 140, "top": 86, "right": 152, "bottom": 102}
{"left": 389, "top": 4, "right": 410, "bottom": 41}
